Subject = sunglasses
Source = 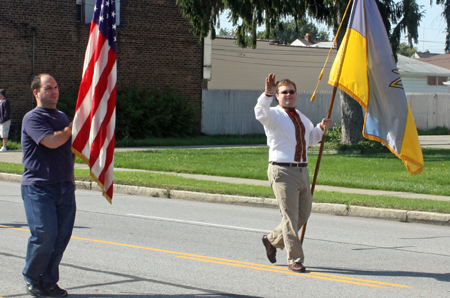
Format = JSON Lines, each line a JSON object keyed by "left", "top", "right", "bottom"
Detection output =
{"left": 278, "top": 90, "right": 296, "bottom": 95}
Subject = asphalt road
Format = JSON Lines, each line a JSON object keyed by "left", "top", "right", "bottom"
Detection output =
{"left": 1, "top": 180, "right": 449, "bottom": 298}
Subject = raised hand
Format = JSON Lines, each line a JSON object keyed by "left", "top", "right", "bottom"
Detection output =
{"left": 265, "top": 73, "right": 276, "bottom": 95}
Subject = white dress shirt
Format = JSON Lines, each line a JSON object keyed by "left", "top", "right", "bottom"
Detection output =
{"left": 254, "top": 92, "right": 324, "bottom": 163}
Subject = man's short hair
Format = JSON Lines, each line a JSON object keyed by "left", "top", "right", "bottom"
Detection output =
{"left": 0, "top": 89, "right": 5, "bottom": 96}
{"left": 276, "top": 79, "right": 297, "bottom": 93}
{"left": 30, "top": 74, "right": 51, "bottom": 92}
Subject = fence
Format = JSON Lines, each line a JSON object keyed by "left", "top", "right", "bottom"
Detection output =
{"left": 201, "top": 90, "right": 450, "bottom": 135}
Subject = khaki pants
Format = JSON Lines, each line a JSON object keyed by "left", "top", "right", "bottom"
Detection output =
{"left": 267, "top": 163, "right": 312, "bottom": 264}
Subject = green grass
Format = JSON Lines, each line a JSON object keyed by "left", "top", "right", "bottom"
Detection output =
{"left": 2, "top": 140, "right": 21, "bottom": 150}
{"left": 112, "top": 170, "right": 450, "bottom": 214}
{"left": 2, "top": 143, "right": 449, "bottom": 214}
{"left": 0, "top": 163, "right": 94, "bottom": 183}
{"left": 3, "top": 162, "right": 449, "bottom": 214}
{"left": 418, "top": 126, "right": 450, "bottom": 135}
{"left": 0, "top": 162, "right": 24, "bottom": 174}
{"left": 6, "top": 125, "right": 448, "bottom": 150}
{"left": 114, "top": 147, "right": 267, "bottom": 179}
{"left": 114, "top": 125, "right": 449, "bottom": 147}
{"left": 313, "top": 190, "right": 450, "bottom": 214}
{"left": 115, "top": 134, "right": 267, "bottom": 147}
{"left": 308, "top": 149, "right": 449, "bottom": 196}
{"left": 114, "top": 147, "right": 450, "bottom": 196}
{"left": 0, "top": 162, "right": 271, "bottom": 198}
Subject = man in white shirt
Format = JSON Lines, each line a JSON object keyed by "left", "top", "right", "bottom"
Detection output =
{"left": 255, "top": 73, "right": 332, "bottom": 272}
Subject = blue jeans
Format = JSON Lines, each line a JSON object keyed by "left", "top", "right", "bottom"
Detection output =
{"left": 21, "top": 182, "right": 76, "bottom": 289}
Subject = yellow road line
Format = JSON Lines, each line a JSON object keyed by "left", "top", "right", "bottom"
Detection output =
{"left": 1, "top": 224, "right": 414, "bottom": 289}
{"left": 0, "top": 225, "right": 28, "bottom": 232}
{"left": 310, "top": 272, "right": 413, "bottom": 288}
{"left": 183, "top": 256, "right": 413, "bottom": 288}
{"left": 177, "top": 256, "right": 390, "bottom": 288}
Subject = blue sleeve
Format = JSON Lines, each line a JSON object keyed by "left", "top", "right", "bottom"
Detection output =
{"left": 23, "top": 113, "right": 53, "bottom": 145}
{"left": 5, "top": 100, "right": 10, "bottom": 119}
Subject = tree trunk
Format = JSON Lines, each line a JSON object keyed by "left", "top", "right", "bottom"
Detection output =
{"left": 333, "top": 6, "right": 364, "bottom": 145}
{"left": 340, "top": 91, "right": 364, "bottom": 144}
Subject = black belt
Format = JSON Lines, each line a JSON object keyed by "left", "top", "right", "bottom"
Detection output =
{"left": 270, "top": 162, "right": 307, "bottom": 168}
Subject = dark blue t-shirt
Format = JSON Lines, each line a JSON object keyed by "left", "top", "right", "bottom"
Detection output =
{"left": 21, "top": 107, "right": 73, "bottom": 185}
{"left": 0, "top": 98, "right": 11, "bottom": 123}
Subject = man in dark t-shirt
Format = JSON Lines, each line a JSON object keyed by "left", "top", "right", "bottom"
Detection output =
{"left": 21, "top": 74, "right": 74, "bottom": 297}
{"left": 0, "top": 89, "right": 11, "bottom": 151}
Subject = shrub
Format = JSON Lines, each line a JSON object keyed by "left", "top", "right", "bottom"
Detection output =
{"left": 57, "top": 92, "right": 77, "bottom": 119}
{"left": 57, "top": 87, "right": 198, "bottom": 142}
{"left": 115, "top": 87, "right": 198, "bottom": 140}
{"left": 326, "top": 121, "right": 342, "bottom": 143}
{"left": 325, "top": 121, "right": 385, "bottom": 150}
{"left": 418, "top": 126, "right": 449, "bottom": 135}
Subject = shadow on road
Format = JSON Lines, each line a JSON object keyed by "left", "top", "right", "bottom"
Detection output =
{"left": 309, "top": 266, "right": 450, "bottom": 283}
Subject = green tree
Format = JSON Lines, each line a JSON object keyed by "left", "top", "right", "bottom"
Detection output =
{"left": 218, "top": 27, "right": 234, "bottom": 37}
{"left": 255, "top": 19, "right": 329, "bottom": 44}
{"left": 397, "top": 42, "right": 417, "bottom": 57}
{"left": 176, "top": 0, "right": 423, "bottom": 53}
{"left": 316, "top": 31, "right": 330, "bottom": 41}
{"left": 176, "top": 0, "right": 307, "bottom": 48}
{"left": 176, "top": 0, "right": 424, "bottom": 144}
{"left": 435, "top": 0, "right": 450, "bottom": 52}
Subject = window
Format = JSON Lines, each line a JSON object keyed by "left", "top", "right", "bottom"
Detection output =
{"left": 76, "top": 0, "right": 120, "bottom": 25}
{"left": 437, "top": 76, "right": 448, "bottom": 86}
{"left": 427, "top": 76, "right": 449, "bottom": 86}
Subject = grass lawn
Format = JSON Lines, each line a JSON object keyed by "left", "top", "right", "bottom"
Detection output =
{"left": 2, "top": 162, "right": 449, "bottom": 214}
{"left": 114, "top": 147, "right": 450, "bottom": 196}
{"left": 1, "top": 147, "right": 449, "bottom": 214}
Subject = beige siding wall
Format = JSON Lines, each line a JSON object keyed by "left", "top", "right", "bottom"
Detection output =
{"left": 402, "top": 76, "right": 449, "bottom": 93}
{"left": 202, "top": 90, "right": 450, "bottom": 135}
{"left": 202, "top": 90, "right": 341, "bottom": 135}
{"left": 408, "top": 93, "right": 450, "bottom": 130}
{"left": 207, "top": 38, "right": 336, "bottom": 92}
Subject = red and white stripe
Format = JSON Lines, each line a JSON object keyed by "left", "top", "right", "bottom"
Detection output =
{"left": 72, "top": 20, "right": 117, "bottom": 203}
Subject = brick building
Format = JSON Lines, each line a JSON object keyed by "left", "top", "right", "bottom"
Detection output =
{"left": 0, "top": 0, "right": 203, "bottom": 139}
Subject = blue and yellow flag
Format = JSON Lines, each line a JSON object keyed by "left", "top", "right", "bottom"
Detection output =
{"left": 328, "top": 0, "right": 423, "bottom": 175}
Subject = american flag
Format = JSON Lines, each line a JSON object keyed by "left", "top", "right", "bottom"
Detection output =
{"left": 72, "top": 0, "right": 117, "bottom": 203}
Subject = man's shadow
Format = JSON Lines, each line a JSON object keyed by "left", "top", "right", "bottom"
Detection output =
{"left": 308, "top": 266, "right": 450, "bottom": 283}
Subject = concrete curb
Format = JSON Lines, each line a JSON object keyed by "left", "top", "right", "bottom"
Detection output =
{"left": 2, "top": 173, "right": 449, "bottom": 225}
{"left": 170, "top": 190, "right": 278, "bottom": 207}
{"left": 0, "top": 173, "right": 21, "bottom": 183}
{"left": 348, "top": 206, "right": 407, "bottom": 221}
{"left": 407, "top": 211, "right": 450, "bottom": 224}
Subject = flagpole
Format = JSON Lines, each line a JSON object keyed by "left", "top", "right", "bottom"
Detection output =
{"left": 300, "top": 85, "right": 338, "bottom": 244}
{"left": 300, "top": 0, "right": 353, "bottom": 244}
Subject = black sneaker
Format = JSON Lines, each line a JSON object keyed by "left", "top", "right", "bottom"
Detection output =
{"left": 45, "top": 285, "right": 68, "bottom": 297}
{"left": 26, "top": 282, "right": 45, "bottom": 297}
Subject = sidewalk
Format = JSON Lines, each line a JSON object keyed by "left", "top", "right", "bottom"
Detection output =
{"left": 0, "top": 136, "right": 449, "bottom": 225}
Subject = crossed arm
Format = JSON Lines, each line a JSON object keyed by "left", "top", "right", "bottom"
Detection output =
{"left": 40, "top": 122, "right": 73, "bottom": 149}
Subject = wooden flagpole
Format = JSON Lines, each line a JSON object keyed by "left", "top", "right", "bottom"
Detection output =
{"left": 300, "top": 85, "right": 338, "bottom": 244}
{"left": 298, "top": 0, "right": 354, "bottom": 244}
